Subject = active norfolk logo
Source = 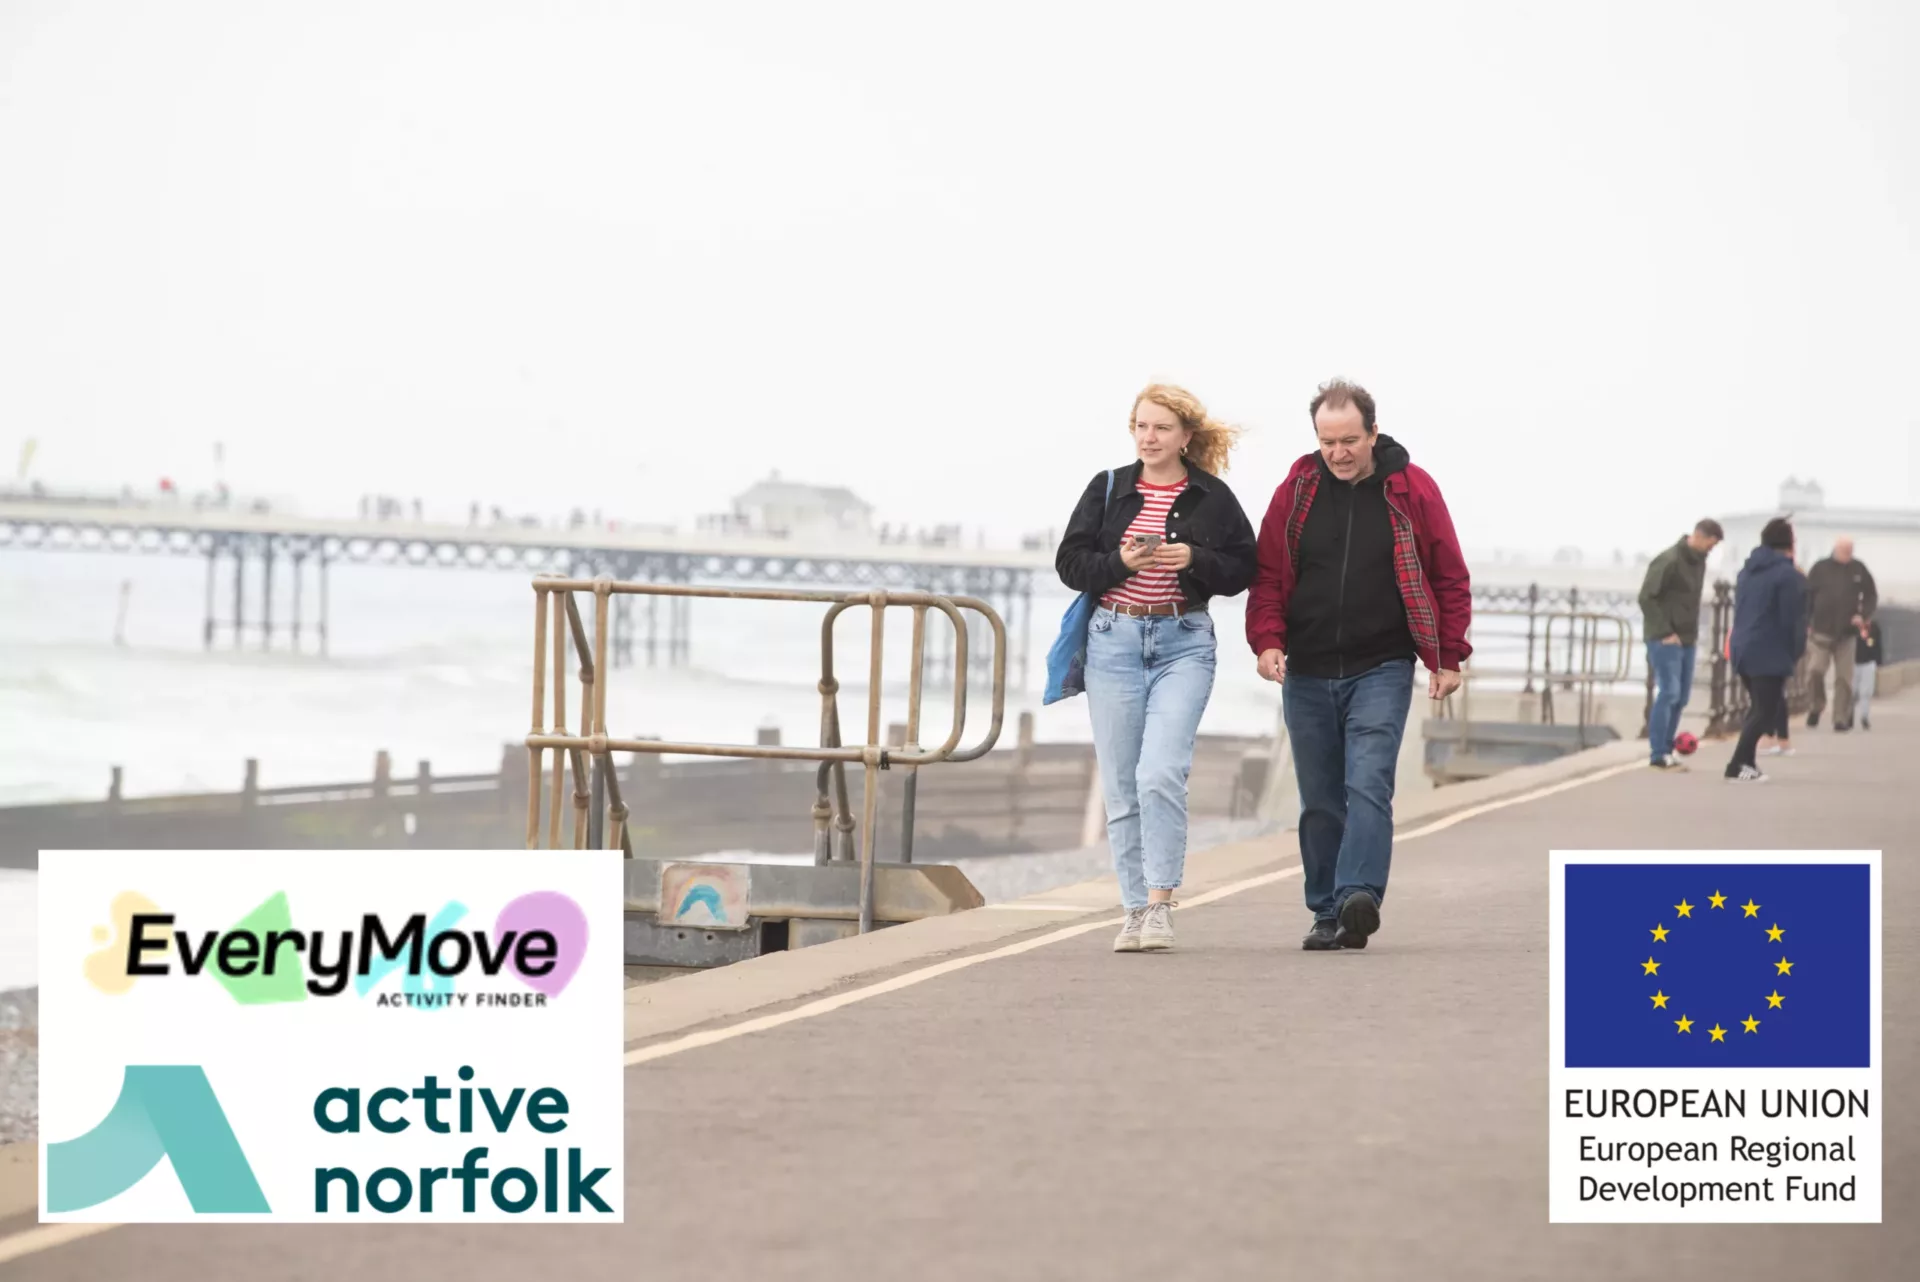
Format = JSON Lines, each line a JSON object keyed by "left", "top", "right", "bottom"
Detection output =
{"left": 39, "top": 850, "right": 624, "bottom": 1223}
{"left": 45, "top": 1065, "right": 268, "bottom": 1214}
{"left": 1548, "top": 851, "right": 1881, "bottom": 1223}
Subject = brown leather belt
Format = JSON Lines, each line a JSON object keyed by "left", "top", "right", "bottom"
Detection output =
{"left": 1104, "top": 600, "right": 1207, "bottom": 618}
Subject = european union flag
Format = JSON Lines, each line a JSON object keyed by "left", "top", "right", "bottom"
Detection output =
{"left": 1563, "top": 862, "right": 1869, "bottom": 1068}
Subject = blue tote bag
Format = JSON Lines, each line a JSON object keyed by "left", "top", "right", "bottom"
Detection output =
{"left": 1042, "top": 469, "right": 1115, "bottom": 705}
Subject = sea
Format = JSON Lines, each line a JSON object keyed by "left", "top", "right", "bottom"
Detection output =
{"left": 0, "top": 548, "right": 1293, "bottom": 806}
{"left": 0, "top": 542, "right": 1652, "bottom": 810}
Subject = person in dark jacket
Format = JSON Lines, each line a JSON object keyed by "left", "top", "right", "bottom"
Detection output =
{"left": 1756, "top": 559, "right": 1805, "bottom": 759}
{"left": 1055, "top": 383, "right": 1258, "bottom": 953}
{"left": 1637, "top": 518, "right": 1723, "bottom": 769}
{"left": 1725, "top": 518, "right": 1807, "bottom": 781}
{"left": 1803, "top": 538, "right": 1878, "bottom": 731}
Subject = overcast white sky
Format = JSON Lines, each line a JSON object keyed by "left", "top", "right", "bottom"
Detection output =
{"left": 2, "top": 0, "right": 1915, "bottom": 557}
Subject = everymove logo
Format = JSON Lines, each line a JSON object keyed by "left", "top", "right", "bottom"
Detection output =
{"left": 83, "top": 889, "right": 588, "bottom": 1006}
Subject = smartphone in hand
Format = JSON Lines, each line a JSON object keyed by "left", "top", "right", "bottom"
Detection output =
{"left": 1129, "top": 533, "right": 1164, "bottom": 552}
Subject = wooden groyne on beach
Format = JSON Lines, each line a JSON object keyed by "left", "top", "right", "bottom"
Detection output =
{"left": 0, "top": 721, "right": 1272, "bottom": 870}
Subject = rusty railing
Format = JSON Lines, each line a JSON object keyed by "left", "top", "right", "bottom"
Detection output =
{"left": 522, "top": 576, "right": 1007, "bottom": 933}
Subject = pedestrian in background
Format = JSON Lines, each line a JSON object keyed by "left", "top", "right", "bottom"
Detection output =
{"left": 1638, "top": 518, "right": 1723, "bottom": 770}
{"left": 1804, "top": 537, "right": 1877, "bottom": 732}
{"left": 1725, "top": 518, "right": 1806, "bottom": 782}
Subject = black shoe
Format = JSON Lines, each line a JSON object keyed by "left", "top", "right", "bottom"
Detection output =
{"left": 1834, "top": 722, "right": 1852, "bottom": 734}
{"left": 1807, "top": 710, "right": 1820, "bottom": 728}
{"left": 1302, "top": 919, "right": 1340, "bottom": 951}
{"left": 1863, "top": 718, "right": 1871, "bottom": 731}
{"left": 1334, "top": 891, "right": 1380, "bottom": 950}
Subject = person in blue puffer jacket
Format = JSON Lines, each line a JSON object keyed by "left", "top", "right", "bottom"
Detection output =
{"left": 1725, "top": 517, "right": 1807, "bottom": 781}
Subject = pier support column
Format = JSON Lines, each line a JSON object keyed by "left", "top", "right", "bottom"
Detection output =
{"left": 667, "top": 595, "right": 691, "bottom": 666}
{"left": 262, "top": 541, "right": 275, "bottom": 651}
{"left": 923, "top": 589, "right": 955, "bottom": 690}
{"left": 960, "top": 574, "right": 995, "bottom": 691}
{"left": 1016, "top": 576, "right": 1033, "bottom": 695}
{"left": 612, "top": 594, "right": 634, "bottom": 668}
{"left": 318, "top": 549, "right": 330, "bottom": 658}
{"left": 291, "top": 552, "right": 305, "bottom": 651}
{"left": 203, "top": 542, "right": 217, "bottom": 649}
{"left": 231, "top": 539, "right": 245, "bottom": 650}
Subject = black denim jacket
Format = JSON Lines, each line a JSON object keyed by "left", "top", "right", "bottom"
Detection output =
{"left": 1054, "top": 460, "right": 1259, "bottom": 604}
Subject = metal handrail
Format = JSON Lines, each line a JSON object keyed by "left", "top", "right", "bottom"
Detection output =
{"left": 1452, "top": 608, "right": 1635, "bottom": 732}
{"left": 522, "top": 575, "right": 1008, "bottom": 933}
{"left": 1454, "top": 609, "right": 1634, "bottom": 682}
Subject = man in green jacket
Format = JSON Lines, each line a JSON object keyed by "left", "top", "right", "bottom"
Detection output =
{"left": 1639, "top": 519, "right": 1723, "bottom": 769}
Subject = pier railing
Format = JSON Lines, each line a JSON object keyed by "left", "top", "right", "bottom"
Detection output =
{"left": 522, "top": 576, "right": 1007, "bottom": 932}
{"left": 1425, "top": 605, "right": 1638, "bottom": 781}
{"left": 1450, "top": 606, "right": 1636, "bottom": 730}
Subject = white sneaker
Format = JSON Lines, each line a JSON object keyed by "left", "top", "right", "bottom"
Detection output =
{"left": 1113, "top": 907, "right": 1147, "bottom": 953}
{"left": 1139, "top": 901, "right": 1176, "bottom": 952}
{"left": 1725, "top": 765, "right": 1769, "bottom": 783}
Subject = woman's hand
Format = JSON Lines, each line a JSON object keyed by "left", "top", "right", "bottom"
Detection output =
{"left": 1119, "top": 537, "right": 1158, "bottom": 572}
{"left": 1151, "top": 542, "right": 1193, "bottom": 571}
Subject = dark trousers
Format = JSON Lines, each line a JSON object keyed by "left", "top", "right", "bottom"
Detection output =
{"left": 1728, "top": 675, "right": 1786, "bottom": 774}
{"left": 1743, "top": 674, "right": 1790, "bottom": 738}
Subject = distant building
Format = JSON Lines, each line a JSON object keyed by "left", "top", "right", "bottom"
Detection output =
{"left": 1715, "top": 478, "right": 1920, "bottom": 604}
{"left": 719, "top": 471, "right": 874, "bottom": 540}
{"left": 1777, "top": 477, "right": 1825, "bottom": 511}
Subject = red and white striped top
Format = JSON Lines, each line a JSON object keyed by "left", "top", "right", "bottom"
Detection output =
{"left": 1101, "top": 479, "right": 1188, "bottom": 608}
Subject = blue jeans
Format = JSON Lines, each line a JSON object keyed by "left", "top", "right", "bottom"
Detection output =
{"left": 1084, "top": 608, "right": 1217, "bottom": 910}
{"left": 1645, "top": 641, "right": 1696, "bottom": 761}
{"left": 1854, "top": 661, "right": 1876, "bottom": 726}
{"left": 1283, "top": 659, "right": 1415, "bottom": 921}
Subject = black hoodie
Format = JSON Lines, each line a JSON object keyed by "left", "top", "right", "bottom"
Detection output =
{"left": 1284, "top": 435, "right": 1417, "bottom": 680}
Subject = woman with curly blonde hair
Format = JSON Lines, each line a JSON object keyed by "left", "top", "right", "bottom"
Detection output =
{"left": 1054, "top": 384, "right": 1259, "bottom": 952}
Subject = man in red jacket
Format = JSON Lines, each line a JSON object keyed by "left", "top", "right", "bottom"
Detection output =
{"left": 1247, "top": 379, "right": 1472, "bottom": 951}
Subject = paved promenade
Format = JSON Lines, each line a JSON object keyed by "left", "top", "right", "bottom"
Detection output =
{"left": 4, "top": 689, "right": 1912, "bottom": 1280}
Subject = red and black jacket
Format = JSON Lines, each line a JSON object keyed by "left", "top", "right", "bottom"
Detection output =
{"left": 1246, "top": 437, "right": 1473, "bottom": 674}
